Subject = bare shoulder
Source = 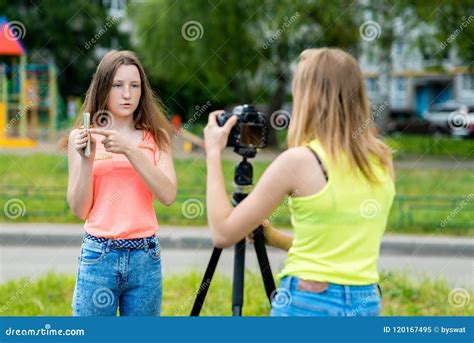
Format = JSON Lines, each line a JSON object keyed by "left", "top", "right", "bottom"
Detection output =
{"left": 268, "top": 147, "right": 314, "bottom": 178}
{"left": 278, "top": 146, "right": 327, "bottom": 195}
{"left": 276, "top": 146, "right": 313, "bottom": 164}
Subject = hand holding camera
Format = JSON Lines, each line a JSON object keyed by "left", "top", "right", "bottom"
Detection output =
{"left": 204, "top": 110, "right": 238, "bottom": 155}
{"left": 204, "top": 104, "right": 268, "bottom": 158}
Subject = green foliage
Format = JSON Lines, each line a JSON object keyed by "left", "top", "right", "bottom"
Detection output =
{"left": 131, "top": 0, "right": 362, "bottom": 119}
{"left": 132, "top": 0, "right": 259, "bottom": 115}
{"left": 410, "top": 0, "right": 474, "bottom": 64}
{"left": 0, "top": 0, "right": 130, "bottom": 97}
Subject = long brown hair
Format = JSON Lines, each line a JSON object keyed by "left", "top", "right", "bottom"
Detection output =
{"left": 288, "top": 48, "right": 393, "bottom": 183}
{"left": 59, "top": 50, "right": 172, "bottom": 151}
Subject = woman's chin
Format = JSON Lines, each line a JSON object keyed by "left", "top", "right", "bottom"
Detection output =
{"left": 113, "top": 109, "right": 134, "bottom": 118}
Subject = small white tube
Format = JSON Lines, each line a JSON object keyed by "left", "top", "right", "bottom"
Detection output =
{"left": 83, "top": 112, "right": 91, "bottom": 157}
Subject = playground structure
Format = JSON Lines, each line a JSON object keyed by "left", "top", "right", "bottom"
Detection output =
{"left": 0, "top": 16, "right": 58, "bottom": 148}
{"left": 0, "top": 16, "right": 202, "bottom": 151}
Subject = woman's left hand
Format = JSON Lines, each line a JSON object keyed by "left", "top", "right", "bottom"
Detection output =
{"left": 204, "top": 110, "right": 238, "bottom": 156}
{"left": 89, "top": 128, "right": 135, "bottom": 156}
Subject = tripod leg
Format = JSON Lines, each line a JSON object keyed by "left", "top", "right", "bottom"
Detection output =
{"left": 232, "top": 238, "right": 246, "bottom": 316}
{"left": 190, "top": 247, "right": 222, "bottom": 316}
{"left": 253, "top": 225, "right": 276, "bottom": 304}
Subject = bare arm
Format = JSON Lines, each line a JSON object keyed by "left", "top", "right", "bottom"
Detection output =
{"left": 206, "top": 149, "right": 296, "bottom": 247}
{"left": 67, "top": 129, "right": 95, "bottom": 220}
{"left": 263, "top": 222, "right": 293, "bottom": 251}
{"left": 89, "top": 128, "right": 177, "bottom": 206}
{"left": 204, "top": 110, "right": 298, "bottom": 248}
{"left": 125, "top": 143, "right": 177, "bottom": 206}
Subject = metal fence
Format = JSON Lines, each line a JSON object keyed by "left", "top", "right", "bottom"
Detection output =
{"left": 0, "top": 185, "right": 472, "bottom": 229}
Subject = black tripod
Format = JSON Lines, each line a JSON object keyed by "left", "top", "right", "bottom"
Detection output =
{"left": 191, "top": 148, "right": 276, "bottom": 316}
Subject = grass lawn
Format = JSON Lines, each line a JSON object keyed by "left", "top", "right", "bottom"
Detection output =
{"left": 0, "top": 271, "right": 472, "bottom": 316}
{"left": 385, "top": 134, "right": 474, "bottom": 159}
{"left": 1, "top": 135, "right": 473, "bottom": 236}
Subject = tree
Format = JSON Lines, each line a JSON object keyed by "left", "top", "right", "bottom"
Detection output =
{"left": 0, "top": 0, "right": 129, "bottom": 97}
{"left": 132, "top": 0, "right": 361, "bottom": 144}
{"left": 131, "top": 0, "right": 258, "bottom": 116}
{"left": 249, "top": 0, "right": 360, "bottom": 134}
{"left": 413, "top": 0, "right": 474, "bottom": 63}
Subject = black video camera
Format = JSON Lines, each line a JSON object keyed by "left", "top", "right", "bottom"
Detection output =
{"left": 217, "top": 105, "right": 267, "bottom": 156}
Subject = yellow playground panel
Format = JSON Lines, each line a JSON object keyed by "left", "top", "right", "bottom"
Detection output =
{"left": 0, "top": 17, "right": 59, "bottom": 148}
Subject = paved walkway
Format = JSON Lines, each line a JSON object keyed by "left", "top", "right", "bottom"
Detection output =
{"left": 1, "top": 223, "right": 472, "bottom": 257}
{"left": 0, "top": 224, "right": 472, "bottom": 287}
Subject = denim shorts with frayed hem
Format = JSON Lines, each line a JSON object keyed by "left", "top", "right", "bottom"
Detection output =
{"left": 72, "top": 235, "right": 162, "bottom": 316}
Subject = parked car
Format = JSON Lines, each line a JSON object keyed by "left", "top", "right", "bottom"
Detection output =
{"left": 423, "top": 101, "right": 474, "bottom": 138}
{"left": 386, "top": 116, "right": 435, "bottom": 135}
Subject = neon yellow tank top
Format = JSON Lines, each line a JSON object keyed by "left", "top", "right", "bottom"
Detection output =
{"left": 278, "top": 139, "right": 395, "bottom": 285}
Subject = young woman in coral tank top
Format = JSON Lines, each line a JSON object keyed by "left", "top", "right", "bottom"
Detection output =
{"left": 63, "top": 50, "right": 176, "bottom": 316}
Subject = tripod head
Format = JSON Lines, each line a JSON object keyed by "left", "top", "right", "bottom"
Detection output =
{"left": 233, "top": 145, "right": 257, "bottom": 158}
{"left": 234, "top": 157, "right": 253, "bottom": 187}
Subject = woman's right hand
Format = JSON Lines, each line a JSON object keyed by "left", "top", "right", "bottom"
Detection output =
{"left": 73, "top": 128, "right": 96, "bottom": 159}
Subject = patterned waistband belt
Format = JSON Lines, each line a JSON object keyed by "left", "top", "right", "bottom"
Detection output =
{"left": 83, "top": 232, "right": 156, "bottom": 250}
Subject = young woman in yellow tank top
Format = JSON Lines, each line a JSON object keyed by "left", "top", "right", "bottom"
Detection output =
{"left": 204, "top": 48, "right": 395, "bottom": 316}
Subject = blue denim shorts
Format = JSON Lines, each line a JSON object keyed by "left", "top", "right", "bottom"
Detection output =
{"left": 72, "top": 234, "right": 162, "bottom": 316}
{"left": 270, "top": 276, "right": 382, "bottom": 316}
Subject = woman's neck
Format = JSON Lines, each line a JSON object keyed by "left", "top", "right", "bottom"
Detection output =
{"left": 111, "top": 114, "right": 135, "bottom": 133}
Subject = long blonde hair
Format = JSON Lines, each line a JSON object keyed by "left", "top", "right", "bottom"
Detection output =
{"left": 288, "top": 48, "right": 393, "bottom": 183}
{"left": 59, "top": 50, "right": 172, "bottom": 151}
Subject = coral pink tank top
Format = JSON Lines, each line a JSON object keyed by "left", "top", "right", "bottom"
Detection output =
{"left": 84, "top": 130, "right": 158, "bottom": 239}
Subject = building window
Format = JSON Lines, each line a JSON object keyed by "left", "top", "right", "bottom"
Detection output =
{"left": 462, "top": 74, "right": 474, "bottom": 91}
{"left": 395, "top": 77, "right": 406, "bottom": 92}
{"left": 365, "top": 77, "right": 379, "bottom": 93}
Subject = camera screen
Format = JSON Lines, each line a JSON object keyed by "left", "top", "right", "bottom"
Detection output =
{"left": 240, "top": 124, "right": 264, "bottom": 147}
